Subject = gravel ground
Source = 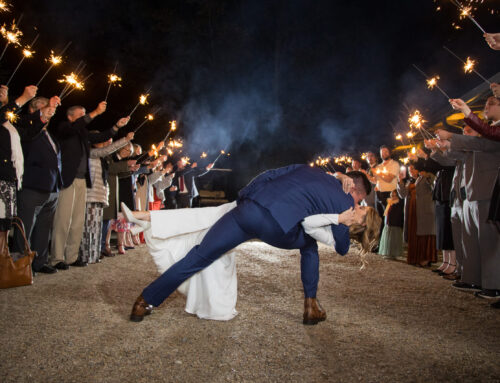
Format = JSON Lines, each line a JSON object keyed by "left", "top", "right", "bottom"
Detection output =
{"left": 1, "top": 241, "right": 499, "bottom": 383}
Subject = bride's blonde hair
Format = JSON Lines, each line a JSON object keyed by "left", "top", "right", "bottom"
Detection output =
{"left": 349, "top": 207, "right": 381, "bottom": 269}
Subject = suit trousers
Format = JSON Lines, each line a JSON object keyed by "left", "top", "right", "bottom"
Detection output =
{"left": 461, "top": 199, "right": 500, "bottom": 289}
{"left": 13, "top": 188, "right": 59, "bottom": 271}
{"left": 50, "top": 178, "right": 87, "bottom": 265}
{"left": 450, "top": 201, "right": 464, "bottom": 274}
{"left": 176, "top": 193, "right": 192, "bottom": 209}
{"left": 142, "top": 199, "right": 319, "bottom": 307}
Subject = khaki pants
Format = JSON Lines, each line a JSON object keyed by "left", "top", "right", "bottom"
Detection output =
{"left": 50, "top": 178, "right": 87, "bottom": 265}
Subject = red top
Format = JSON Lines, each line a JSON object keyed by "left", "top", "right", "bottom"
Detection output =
{"left": 464, "top": 113, "right": 500, "bottom": 141}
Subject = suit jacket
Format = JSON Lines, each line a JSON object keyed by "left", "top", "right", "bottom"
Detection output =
{"left": 52, "top": 115, "right": 117, "bottom": 189}
{"left": 0, "top": 102, "right": 47, "bottom": 183}
{"left": 449, "top": 134, "right": 500, "bottom": 202}
{"left": 238, "top": 164, "right": 354, "bottom": 255}
{"left": 22, "top": 129, "right": 62, "bottom": 193}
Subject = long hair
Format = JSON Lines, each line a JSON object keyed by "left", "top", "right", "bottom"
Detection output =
{"left": 349, "top": 207, "right": 381, "bottom": 269}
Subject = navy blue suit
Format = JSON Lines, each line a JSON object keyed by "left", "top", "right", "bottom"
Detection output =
{"left": 143, "top": 165, "right": 354, "bottom": 306}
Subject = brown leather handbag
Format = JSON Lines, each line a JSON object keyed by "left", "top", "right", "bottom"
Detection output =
{"left": 0, "top": 219, "right": 35, "bottom": 289}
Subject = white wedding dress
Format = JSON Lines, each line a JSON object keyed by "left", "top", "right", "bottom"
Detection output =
{"left": 144, "top": 202, "right": 239, "bottom": 321}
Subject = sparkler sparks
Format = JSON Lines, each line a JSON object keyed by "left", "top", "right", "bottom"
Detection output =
{"left": 22, "top": 47, "right": 33, "bottom": 57}
{"left": 5, "top": 110, "right": 18, "bottom": 123}
{"left": 395, "top": 134, "right": 403, "bottom": 141}
{"left": 426, "top": 76, "right": 439, "bottom": 90}
{"left": 0, "top": 1, "right": 11, "bottom": 12}
{"left": 406, "top": 131, "right": 415, "bottom": 138}
{"left": 200, "top": 152, "right": 207, "bottom": 159}
{"left": 129, "top": 91, "right": 150, "bottom": 117}
{"left": 107, "top": 73, "right": 122, "bottom": 85}
{"left": 443, "top": 46, "right": 490, "bottom": 85}
{"left": 48, "top": 51, "right": 62, "bottom": 65}
{"left": 463, "top": 57, "right": 475, "bottom": 73}
{"left": 181, "top": 156, "right": 191, "bottom": 166}
{"left": 1, "top": 21, "right": 22, "bottom": 46}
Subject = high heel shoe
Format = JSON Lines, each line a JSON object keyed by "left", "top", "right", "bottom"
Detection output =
{"left": 121, "top": 203, "right": 150, "bottom": 231}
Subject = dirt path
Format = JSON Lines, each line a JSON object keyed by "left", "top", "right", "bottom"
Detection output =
{"left": 1, "top": 242, "right": 499, "bottom": 382}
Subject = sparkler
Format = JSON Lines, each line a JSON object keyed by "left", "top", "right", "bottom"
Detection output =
{"left": 133, "top": 107, "right": 161, "bottom": 133}
{"left": 5, "top": 33, "right": 39, "bottom": 86}
{"left": 213, "top": 148, "right": 229, "bottom": 165}
{"left": 0, "top": 19, "right": 23, "bottom": 63}
{"left": 408, "top": 110, "right": 435, "bottom": 140}
{"left": 35, "top": 43, "right": 71, "bottom": 87}
{"left": 412, "top": 64, "right": 451, "bottom": 99}
{"left": 104, "top": 62, "right": 121, "bottom": 102}
{"left": 452, "top": 0, "right": 487, "bottom": 34}
{"left": 180, "top": 156, "right": 191, "bottom": 166}
{"left": 128, "top": 89, "right": 151, "bottom": 117}
{"left": 162, "top": 120, "right": 177, "bottom": 142}
{"left": 58, "top": 70, "right": 92, "bottom": 99}
{"left": 443, "top": 46, "right": 490, "bottom": 85}
{"left": 200, "top": 152, "right": 207, "bottom": 159}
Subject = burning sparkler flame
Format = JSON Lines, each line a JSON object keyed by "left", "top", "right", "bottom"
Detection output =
{"left": 139, "top": 94, "right": 149, "bottom": 105}
{"left": 426, "top": 76, "right": 439, "bottom": 90}
{"left": 407, "top": 131, "right": 415, "bottom": 138}
{"left": 1, "top": 22, "right": 22, "bottom": 46}
{"left": 0, "top": 1, "right": 11, "bottom": 12}
{"left": 411, "top": 147, "right": 416, "bottom": 154}
{"left": 58, "top": 72, "right": 85, "bottom": 92}
{"left": 146, "top": 114, "right": 154, "bottom": 121}
{"left": 170, "top": 120, "right": 176, "bottom": 131}
{"left": 408, "top": 110, "right": 426, "bottom": 130}
{"left": 200, "top": 152, "right": 207, "bottom": 158}
{"left": 395, "top": 134, "right": 403, "bottom": 141}
{"left": 22, "top": 47, "right": 33, "bottom": 58}
{"left": 460, "top": 6, "right": 472, "bottom": 18}
{"left": 48, "top": 51, "right": 62, "bottom": 65}
{"left": 181, "top": 156, "right": 191, "bottom": 165}
{"left": 5, "top": 110, "right": 17, "bottom": 123}
{"left": 463, "top": 57, "right": 476, "bottom": 73}
{"left": 107, "top": 73, "right": 122, "bottom": 85}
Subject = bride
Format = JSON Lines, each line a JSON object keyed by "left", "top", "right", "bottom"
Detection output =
{"left": 121, "top": 179, "right": 370, "bottom": 322}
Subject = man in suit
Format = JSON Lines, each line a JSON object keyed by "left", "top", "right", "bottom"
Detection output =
{"left": 168, "top": 158, "right": 214, "bottom": 208}
{"left": 130, "top": 165, "right": 374, "bottom": 324}
{"left": 12, "top": 95, "right": 62, "bottom": 274}
{"left": 437, "top": 126, "right": 500, "bottom": 299}
{"left": 49, "top": 101, "right": 125, "bottom": 269}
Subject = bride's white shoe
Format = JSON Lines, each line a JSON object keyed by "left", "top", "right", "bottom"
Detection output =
{"left": 121, "top": 203, "right": 151, "bottom": 232}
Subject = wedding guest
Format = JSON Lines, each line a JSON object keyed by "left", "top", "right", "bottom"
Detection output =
{"left": 0, "top": 85, "right": 8, "bottom": 107}
{"left": 12, "top": 95, "right": 62, "bottom": 274}
{"left": 102, "top": 144, "right": 140, "bottom": 254}
{"left": 77, "top": 125, "right": 133, "bottom": 265}
{"left": 436, "top": 122, "right": 500, "bottom": 300}
{"left": 397, "top": 164, "right": 437, "bottom": 267}
{"left": 360, "top": 151, "right": 378, "bottom": 208}
{"left": 0, "top": 85, "right": 38, "bottom": 253}
{"left": 169, "top": 157, "right": 214, "bottom": 208}
{"left": 378, "top": 190, "right": 404, "bottom": 260}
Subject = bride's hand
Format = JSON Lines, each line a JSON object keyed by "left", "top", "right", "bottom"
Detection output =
{"left": 338, "top": 208, "right": 356, "bottom": 226}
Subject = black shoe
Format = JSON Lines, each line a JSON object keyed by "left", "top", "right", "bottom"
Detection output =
{"left": 474, "top": 289, "right": 500, "bottom": 300}
{"left": 54, "top": 262, "right": 70, "bottom": 270}
{"left": 491, "top": 301, "right": 500, "bottom": 309}
{"left": 70, "top": 259, "right": 88, "bottom": 267}
{"left": 452, "top": 282, "right": 481, "bottom": 292}
{"left": 34, "top": 265, "right": 58, "bottom": 274}
{"left": 124, "top": 246, "right": 135, "bottom": 250}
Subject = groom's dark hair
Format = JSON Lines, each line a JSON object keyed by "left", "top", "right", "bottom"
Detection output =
{"left": 346, "top": 171, "right": 372, "bottom": 196}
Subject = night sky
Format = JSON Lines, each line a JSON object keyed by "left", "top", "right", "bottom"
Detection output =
{"left": 2, "top": 0, "right": 499, "bottom": 194}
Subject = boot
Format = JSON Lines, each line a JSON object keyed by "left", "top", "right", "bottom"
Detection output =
{"left": 303, "top": 297, "right": 327, "bottom": 325}
{"left": 130, "top": 294, "right": 153, "bottom": 322}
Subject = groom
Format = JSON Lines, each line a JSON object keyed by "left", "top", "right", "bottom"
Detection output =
{"left": 131, "top": 164, "right": 371, "bottom": 324}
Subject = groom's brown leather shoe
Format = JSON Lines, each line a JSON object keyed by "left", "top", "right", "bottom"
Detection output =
{"left": 130, "top": 294, "right": 153, "bottom": 322}
{"left": 303, "top": 297, "right": 327, "bottom": 325}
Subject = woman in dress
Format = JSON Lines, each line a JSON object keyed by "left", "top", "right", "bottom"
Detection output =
{"left": 397, "top": 164, "right": 437, "bottom": 267}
